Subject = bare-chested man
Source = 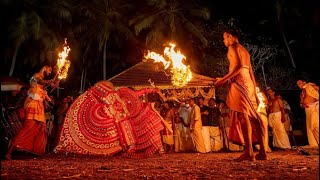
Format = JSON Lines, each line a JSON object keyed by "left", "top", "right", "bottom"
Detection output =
{"left": 266, "top": 88, "right": 291, "bottom": 150}
{"left": 297, "top": 79, "right": 319, "bottom": 148}
{"left": 214, "top": 29, "right": 267, "bottom": 161}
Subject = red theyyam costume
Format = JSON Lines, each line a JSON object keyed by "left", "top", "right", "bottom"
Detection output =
{"left": 54, "top": 81, "right": 164, "bottom": 158}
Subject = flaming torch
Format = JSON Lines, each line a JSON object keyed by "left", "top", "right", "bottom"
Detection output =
{"left": 50, "top": 38, "right": 71, "bottom": 93}
{"left": 145, "top": 43, "right": 192, "bottom": 88}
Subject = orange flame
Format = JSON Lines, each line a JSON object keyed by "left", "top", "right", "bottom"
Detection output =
{"left": 256, "top": 87, "right": 266, "bottom": 109}
{"left": 57, "top": 38, "right": 71, "bottom": 80}
{"left": 144, "top": 43, "right": 192, "bottom": 87}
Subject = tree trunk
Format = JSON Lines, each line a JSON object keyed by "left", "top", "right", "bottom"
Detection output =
{"left": 9, "top": 42, "right": 21, "bottom": 76}
{"left": 103, "top": 41, "right": 107, "bottom": 80}
{"left": 83, "top": 68, "right": 87, "bottom": 91}
{"left": 280, "top": 26, "right": 296, "bottom": 68}
{"left": 276, "top": 2, "right": 296, "bottom": 69}
{"left": 80, "top": 68, "right": 84, "bottom": 93}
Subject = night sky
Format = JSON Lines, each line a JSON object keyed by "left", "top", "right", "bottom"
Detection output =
{"left": 211, "top": 0, "right": 319, "bottom": 81}
{"left": 0, "top": 0, "right": 319, "bottom": 82}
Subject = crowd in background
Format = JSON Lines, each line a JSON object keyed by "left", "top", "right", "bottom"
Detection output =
{"left": 153, "top": 88, "right": 302, "bottom": 155}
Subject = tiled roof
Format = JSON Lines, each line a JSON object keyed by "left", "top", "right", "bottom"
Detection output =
{"left": 108, "top": 60, "right": 215, "bottom": 90}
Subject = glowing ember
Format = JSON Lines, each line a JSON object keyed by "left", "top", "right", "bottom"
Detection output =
{"left": 145, "top": 43, "right": 192, "bottom": 87}
{"left": 256, "top": 87, "right": 266, "bottom": 109}
{"left": 57, "top": 38, "right": 71, "bottom": 80}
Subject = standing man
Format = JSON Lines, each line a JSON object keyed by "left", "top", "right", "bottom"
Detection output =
{"left": 297, "top": 79, "right": 319, "bottom": 148}
{"left": 214, "top": 29, "right": 267, "bottom": 161}
{"left": 5, "top": 65, "right": 54, "bottom": 159}
{"left": 189, "top": 98, "right": 206, "bottom": 153}
{"left": 207, "top": 98, "right": 223, "bottom": 152}
{"left": 199, "top": 97, "right": 212, "bottom": 152}
{"left": 266, "top": 88, "right": 291, "bottom": 150}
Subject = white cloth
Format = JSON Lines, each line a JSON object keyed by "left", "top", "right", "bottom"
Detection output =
{"left": 209, "top": 126, "right": 223, "bottom": 151}
{"left": 201, "top": 126, "right": 211, "bottom": 152}
{"left": 305, "top": 101, "right": 319, "bottom": 147}
{"left": 268, "top": 112, "right": 291, "bottom": 149}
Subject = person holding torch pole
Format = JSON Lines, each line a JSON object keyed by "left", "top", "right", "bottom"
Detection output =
{"left": 5, "top": 65, "right": 55, "bottom": 159}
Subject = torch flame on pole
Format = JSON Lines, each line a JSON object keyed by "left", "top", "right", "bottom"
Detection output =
{"left": 57, "top": 38, "right": 71, "bottom": 80}
{"left": 144, "top": 43, "right": 192, "bottom": 88}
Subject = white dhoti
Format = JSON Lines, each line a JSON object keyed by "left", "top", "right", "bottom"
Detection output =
{"left": 208, "top": 126, "right": 223, "bottom": 151}
{"left": 268, "top": 112, "right": 291, "bottom": 149}
{"left": 305, "top": 101, "right": 319, "bottom": 147}
{"left": 201, "top": 126, "right": 211, "bottom": 152}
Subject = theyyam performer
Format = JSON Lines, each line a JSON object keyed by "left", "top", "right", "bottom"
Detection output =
{"left": 5, "top": 65, "right": 55, "bottom": 159}
{"left": 54, "top": 81, "right": 164, "bottom": 158}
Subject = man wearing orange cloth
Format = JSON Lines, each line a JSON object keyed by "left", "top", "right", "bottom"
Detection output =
{"left": 297, "top": 79, "right": 319, "bottom": 148}
{"left": 214, "top": 29, "right": 267, "bottom": 161}
{"left": 5, "top": 65, "right": 54, "bottom": 159}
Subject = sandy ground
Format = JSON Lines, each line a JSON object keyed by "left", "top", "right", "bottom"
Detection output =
{"left": 1, "top": 150, "right": 319, "bottom": 179}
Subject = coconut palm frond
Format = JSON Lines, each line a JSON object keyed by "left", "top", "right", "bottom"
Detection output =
{"left": 147, "top": 0, "right": 167, "bottom": 9}
{"left": 181, "top": 17, "right": 207, "bottom": 46}
{"left": 28, "top": 11, "right": 42, "bottom": 39}
{"left": 187, "top": 9, "right": 210, "bottom": 20}
{"left": 134, "top": 14, "right": 157, "bottom": 35}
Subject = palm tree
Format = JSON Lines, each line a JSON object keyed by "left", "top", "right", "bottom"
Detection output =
{"left": 4, "top": 0, "right": 73, "bottom": 76}
{"left": 129, "top": 0, "right": 210, "bottom": 50}
{"left": 74, "top": 0, "right": 135, "bottom": 80}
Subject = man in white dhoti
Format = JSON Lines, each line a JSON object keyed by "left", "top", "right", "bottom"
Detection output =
{"left": 199, "top": 97, "right": 212, "bottom": 152}
{"left": 267, "top": 88, "right": 291, "bottom": 150}
{"left": 297, "top": 79, "right": 319, "bottom": 148}
{"left": 189, "top": 98, "right": 206, "bottom": 153}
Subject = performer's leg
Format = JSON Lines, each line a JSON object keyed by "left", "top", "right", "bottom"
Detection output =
{"left": 255, "top": 117, "right": 268, "bottom": 160}
{"left": 236, "top": 113, "right": 255, "bottom": 161}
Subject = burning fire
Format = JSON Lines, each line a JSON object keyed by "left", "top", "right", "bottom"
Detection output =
{"left": 145, "top": 43, "right": 192, "bottom": 87}
{"left": 256, "top": 87, "right": 266, "bottom": 109}
{"left": 57, "top": 38, "right": 71, "bottom": 80}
